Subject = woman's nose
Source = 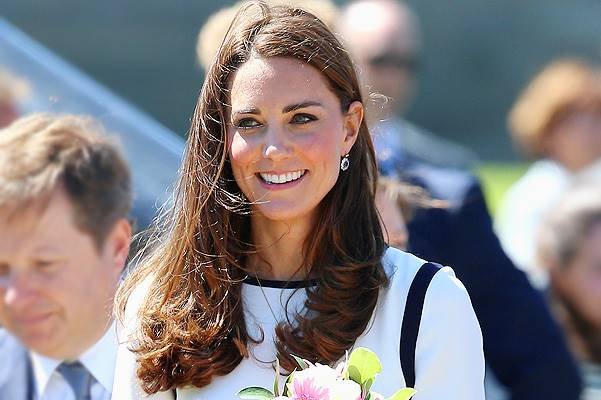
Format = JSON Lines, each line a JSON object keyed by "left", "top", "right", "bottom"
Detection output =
{"left": 263, "top": 125, "right": 292, "bottom": 160}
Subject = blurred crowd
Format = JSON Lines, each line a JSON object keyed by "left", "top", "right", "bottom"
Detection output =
{"left": 1, "top": 0, "right": 601, "bottom": 399}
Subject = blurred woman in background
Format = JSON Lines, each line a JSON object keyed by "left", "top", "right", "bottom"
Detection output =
{"left": 497, "top": 59, "right": 601, "bottom": 288}
{"left": 537, "top": 183, "right": 601, "bottom": 399}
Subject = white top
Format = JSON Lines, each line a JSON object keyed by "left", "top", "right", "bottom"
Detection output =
{"left": 112, "top": 247, "right": 485, "bottom": 400}
{"left": 31, "top": 322, "right": 118, "bottom": 400}
{"left": 496, "top": 158, "right": 601, "bottom": 288}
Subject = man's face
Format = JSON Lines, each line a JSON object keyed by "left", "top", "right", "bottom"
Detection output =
{"left": 338, "top": 0, "right": 420, "bottom": 116}
{"left": 0, "top": 188, "right": 129, "bottom": 360}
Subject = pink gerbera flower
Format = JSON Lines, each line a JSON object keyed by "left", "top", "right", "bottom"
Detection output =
{"left": 291, "top": 377, "right": 331, "bottom": 400}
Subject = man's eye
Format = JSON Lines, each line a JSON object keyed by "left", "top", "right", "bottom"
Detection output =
{"left": 234, "top": 118, "right": 261, "bottom": 129}
{"left": 35, "top": 260, "right": 56, "bottom": 269}
{"left": 0, "top": 263, "right": 8, "bottom": 277}
{"left": 291, "top": 113, "right": 317, "bottom": 124}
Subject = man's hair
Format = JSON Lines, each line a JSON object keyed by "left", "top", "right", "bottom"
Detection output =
{"left": 0, "top": 113, "right": 132, "bottom": 248}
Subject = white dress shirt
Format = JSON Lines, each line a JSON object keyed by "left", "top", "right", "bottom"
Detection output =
{"left": 30, "top": 322, "right": 118, "bottom": 400}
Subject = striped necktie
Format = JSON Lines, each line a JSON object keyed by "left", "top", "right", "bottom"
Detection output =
{"left": 57, "top": 361, "right": 94, "bottom": 400}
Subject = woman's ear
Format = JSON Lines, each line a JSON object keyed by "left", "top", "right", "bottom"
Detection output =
{"left": 341, "top": 101, "right": 364, "bottom": 156}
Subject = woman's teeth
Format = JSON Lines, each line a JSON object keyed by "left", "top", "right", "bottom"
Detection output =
{"left": 260, "top": 170, "right": 305, "bottom": 184}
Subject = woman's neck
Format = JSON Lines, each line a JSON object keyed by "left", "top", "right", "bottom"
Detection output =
{"left": 248, "top": 214, "right": 314, "bottom": 281}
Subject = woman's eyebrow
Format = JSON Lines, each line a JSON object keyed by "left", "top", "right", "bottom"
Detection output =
{"left": 283, "top": 101, "right": 323, "bottom": 113}
{"left": 232, "top": 107, "right": 261, "bottom": 116}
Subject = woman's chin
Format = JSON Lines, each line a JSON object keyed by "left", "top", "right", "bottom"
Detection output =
{"left": 251, "top": 202, "right": 314, "bottom": 224}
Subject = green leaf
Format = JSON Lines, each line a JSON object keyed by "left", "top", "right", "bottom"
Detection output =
{"left": 386, "top": 388, "right": 417, "bottom": 400}
{"left": 283, "top": 369, "right": 296, "bottom": 396}
{"left": 292, "top": 354, "right": 309, "bottom": 370}
{"left": 363, "top": 378, "right": 375, "bottom": 394}
{"left": 348, "top": 366, "right": 362, "bottom": 386}
{"left": 237, "top": 386, "right": 275, "bottom": 399}
{"left": 273, "top": 359, "right": 280, "bottom": 396}
{"left": 347, "top": 347, "right": 382, "bottom": 385}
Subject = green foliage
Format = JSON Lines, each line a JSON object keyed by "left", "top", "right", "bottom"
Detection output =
{"left": 237, "top": 387, "right": 274, "bottom": 399}
{"left": 386, "top": 388, "right": 417, "bottom": 400}
{"left": 348, "top": 347, "right": 383, "bottom": 386}
{"left": 475, "top": 162, "right": 529, "bottom": 215}
{"left": 292, "top": 354, "right": 309, "bottom": 370}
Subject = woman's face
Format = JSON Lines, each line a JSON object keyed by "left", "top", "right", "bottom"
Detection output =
{"left": 226, "top": 56, "right": 362, "bottom": 223}
{"left": 546, "top": 110, "right": 601, "bottom": 171}
{"left": 555, "top": 222, "right": 601, "bottom": 329}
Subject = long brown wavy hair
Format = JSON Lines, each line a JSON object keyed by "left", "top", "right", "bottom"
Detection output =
{"left": 116, "top": 1, "right": 387, "bottom": 393}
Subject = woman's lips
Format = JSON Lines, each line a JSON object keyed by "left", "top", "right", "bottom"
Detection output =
{"left": 256, "top": 169, "right": 307, "bottom": 190}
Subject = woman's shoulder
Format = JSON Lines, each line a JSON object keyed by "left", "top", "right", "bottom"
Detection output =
{"left": 381, "top": 246, "right": 475, "bottom": 325}
{"left": 382, "top": 246, "right": 462, "bottom": 292}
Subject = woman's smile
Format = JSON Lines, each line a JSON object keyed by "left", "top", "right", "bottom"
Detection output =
{"left": 257, "top": 169, "right": 307, "bottom": 189}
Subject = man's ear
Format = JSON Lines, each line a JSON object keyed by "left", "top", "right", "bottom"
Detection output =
{"left": 104, "top": 218, "right": 132, "bottom": 274}
{"left": 341, "top": 101, "right": 364, "bottom": 156}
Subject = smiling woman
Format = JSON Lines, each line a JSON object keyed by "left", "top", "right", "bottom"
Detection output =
{"left": 227, "top": 56, "right": 363, "bottom": 241}
{"left": 112, "top": 2, "right": 485, "bottom": 399}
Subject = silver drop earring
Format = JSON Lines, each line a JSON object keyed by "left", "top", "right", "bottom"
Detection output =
{"left": 340, "top": 154, "right": 350, "bottom": 171}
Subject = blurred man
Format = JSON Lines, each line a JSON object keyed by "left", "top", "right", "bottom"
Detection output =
{"left": 337, "top": 0, "right": 476, "bottom": 169}
{"left": 338, "top": 1, "right": 582, "bottom": 399}
{"left": 0, "top": 114, "right": 132, "bottom": 400}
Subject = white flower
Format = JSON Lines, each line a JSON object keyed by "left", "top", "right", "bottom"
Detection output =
{"left": 330, "top": 379, "right": 362, "bottom": 400}
{"left": 369, "top": 392, "right": 385, "bottom": 400}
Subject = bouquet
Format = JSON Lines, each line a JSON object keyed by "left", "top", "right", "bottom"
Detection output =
{"left": 237, "top": 347, "right": 416, "bottom": 400}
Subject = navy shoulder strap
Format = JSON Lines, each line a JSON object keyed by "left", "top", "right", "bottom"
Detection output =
{"left": 400, "top": 262, "right": 442, "bottom": 388}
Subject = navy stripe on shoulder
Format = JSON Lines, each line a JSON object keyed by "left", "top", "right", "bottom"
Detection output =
{"left": 400, "top": 262, "right": 442, "bottom": 388}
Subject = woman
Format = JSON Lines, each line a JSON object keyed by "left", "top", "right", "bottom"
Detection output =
{"left": 112, "top": 2, "right": 484, "bottom": 399}
{"left": 497, "top": 59, "right": 601, "bottom": 288}
{"left": 538, "top": 183, "right": 601, "bottom": 399}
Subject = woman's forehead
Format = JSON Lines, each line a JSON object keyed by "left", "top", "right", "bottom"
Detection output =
{"left": 228, "top": 56, "right": 335, "bottom": 108}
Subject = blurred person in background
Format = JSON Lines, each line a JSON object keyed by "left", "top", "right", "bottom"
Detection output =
{"left": 497, "top": 59, "right": 601, "bottom": 289}
{"left": 0, "top": 67, "right": 30, "bottom": 128}
{"left": 375, "top": 176, "right": 412, "bottom": 250}
{"left": 337, "top": 1, "right": 582, "bottom": 399}
{"left": 375, "top": 175, "right": 446, "bottom": 250}
{"left": 336, "top": 0, "right": 477, "bottom": 170}
{"left": 196, "top": 0, "right": 338, "bottom": 72}
{"left": 537, "top": 183, "right": 601, "bottom": 400}
{"left": 0, "top": 114, "right": 132, "bottom": 400}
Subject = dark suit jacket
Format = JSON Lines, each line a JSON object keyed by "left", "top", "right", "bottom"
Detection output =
{"left": 0, "top": 329, "right": 34, "bottom": 400}
{"left": 398, "top": 163, "right": 582, "bottom": 399}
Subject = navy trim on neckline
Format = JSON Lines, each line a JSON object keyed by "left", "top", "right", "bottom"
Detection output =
{"left": 243, "top": 276, "right": 318, "bottom": 289}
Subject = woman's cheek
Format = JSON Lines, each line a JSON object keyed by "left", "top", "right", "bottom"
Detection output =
{"left": 228, "top": 133, "right": 254, "bottom": 167}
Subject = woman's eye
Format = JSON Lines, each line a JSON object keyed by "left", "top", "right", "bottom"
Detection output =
{"left": 234, "top": 118, "right": 261, "bottom": 130}
{"left": 291, "top": 113, "right": 317, "bottom": 124}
